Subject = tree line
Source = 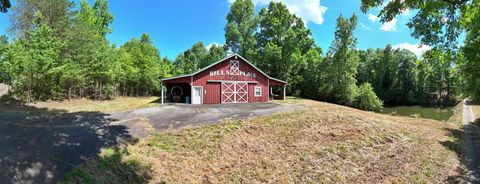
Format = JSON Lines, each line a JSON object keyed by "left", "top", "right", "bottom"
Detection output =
{"left": 0, "top": 0, "right": 477, "bottom": 112}
{"left": 360, "top": 0, "right": 480, "bottom": 102}
{"left": 356, "top": 46, "right": 459, "bottom": 106}
{"left": 219, "top": 0, "right": 461, "bottom": 111}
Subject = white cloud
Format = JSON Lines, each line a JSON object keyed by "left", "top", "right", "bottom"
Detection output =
{"left": 368, "top": 13, "right": 379, "bottom": 22}
{"left": 206, "top": 42, "right": 223, "bottom": 50}
{"left": 359, "top": 23, "right": 372, "bottom": 30}
{"left": 393, "top": 42, "right": 432, "bottom": 56}
{"left": 228, "top": 0, "right": 328, "bottom": 25}
{"left": 368, "top": 13, "right": 397, "bottom": 31}
{"left": 380, "top": 18, "right": 397, "bottom": 31}
{"left": 401, "top": 9, "right": 412, "bottom": 17}
{"left": 366, "top": 0, "right": 410, "bottom": 31}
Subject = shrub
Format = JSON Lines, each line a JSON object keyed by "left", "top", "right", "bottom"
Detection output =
{"left": 354, "top": 83, "right": 383, "bottom": 112}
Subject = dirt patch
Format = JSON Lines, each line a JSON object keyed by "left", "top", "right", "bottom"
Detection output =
{"left": 0, "top": 83, "right": 8, "bottom": 97}
{"left": 64, "top": 99, "right": 462, "bottom": 183}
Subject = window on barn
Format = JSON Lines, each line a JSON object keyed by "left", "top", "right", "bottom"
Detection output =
{"left": 255, "top": 86, "right": 262, "bottom": 97}
{"left": 230, "top": 60, "right": 239, "bottom": 75}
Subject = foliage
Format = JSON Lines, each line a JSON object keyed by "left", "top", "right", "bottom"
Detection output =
{"left": 1, "top": 0, "right": 464, "bottom": 112}
{"left": 9, "top": 0, "right": 74, "bottom": 39}
{"left": 174, "top": 42, "right": 225, "bottom": 75}
{"left": 59, "top": 0, "right": 116, "bottom": 100}
{"left": 322, "top": 14, "right": 360, "bottom": 106}
{"left": 354, "top": 83, "right": 383, "bottom": 112}
{"left": 203, "top": 44, "right": 226, "bottom": 68}
{"left": 78, "top": 0, "right": 113, "bottom": 36}
{"left": 360, "top": 0, "right": 467, "bottom": 50}
{"left": 356, "top": 46, "right": 459, "bottom": 106}
{"left": 255, "top": 2, "right": 314, "bottom": 95}
{"left": 0, "top": 35, "right": 7, "bottom": 82}
{"left": 1, "top": 12, "right": 61, "bottom": 101}
{"left": 460, "top": 1, "right": 480, "bottom": 101}
{"left": 225, "top": 0, "right": 257, "bottom": 60}
{"left": 298, "top": 47, "right": 323, "bottom": 100}
{"left": 174, "top": 42, "right": 207, "bottom": 75}
{"left": 0, "top": 0, "right": 10, "bottom": 13}
{"left": 360, "top": 0, "right": 477, "bottom": 102}
{"left": 116, "top": 33, "right": 167, "bottom": 96}
{"left": 2, "top": 0, "right": 174, "bottom": 102}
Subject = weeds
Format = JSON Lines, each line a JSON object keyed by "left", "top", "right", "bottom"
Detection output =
{"left": 64, "top": 99, "right": 461, "bottom": 183}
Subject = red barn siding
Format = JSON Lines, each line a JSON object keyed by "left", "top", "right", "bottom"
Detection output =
{"left": 193, "top": 57, "right": 269, "bottom": 104}
{"left": 248, "top": 83, "right": 268, "bottom": 103}
{"left": 269, "top": 79, "right": 285, "bottom": 86}
{"left": 162, "top": 54, "right": 287, "bottom": 104}
{"left": 162, "top": 76, "right": 191, "bottom": 84}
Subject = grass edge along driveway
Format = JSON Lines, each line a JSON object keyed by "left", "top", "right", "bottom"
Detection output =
{"left": 63, "top": 99, "right": 463, "bottom": 184}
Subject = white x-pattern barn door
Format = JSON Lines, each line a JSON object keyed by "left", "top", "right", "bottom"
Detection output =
{"left": 222, "top": 82, "right": 248, "bottom": 103}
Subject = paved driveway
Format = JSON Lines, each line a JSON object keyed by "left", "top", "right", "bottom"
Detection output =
{"left": 0, "top": 102, "right": 302, "bottom": 184}
{"left": 111, "top": 103, "right": 303, "bottom": 135}
{"left": 463, "top": 100, "right": 480, "bottom": 183}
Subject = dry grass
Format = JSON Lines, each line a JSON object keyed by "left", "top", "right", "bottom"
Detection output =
{"left": 450, "top": 100, "right": 464, "bottom": 125}
{"left": 64, "top": 99, "right": 462, "bottom": 183}
{"left": 30, "top": 96, "right": 160, "bottom": 113}
{"left": 472, "top": 104, "right": 480, "bottom": 120}
{"left": 472, "top": 103, "right": 480, "bottom": 125}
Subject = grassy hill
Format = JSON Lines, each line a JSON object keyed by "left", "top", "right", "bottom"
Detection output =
{"left": 64, "top": 99, "right": 463, "bottom": 183}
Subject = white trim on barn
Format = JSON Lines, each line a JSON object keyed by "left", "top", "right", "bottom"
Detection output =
{"left": 207, "top": 80, "right": 258, "bottom": 84}
{"left": 221, "top": 81, "right": 249, "bottom": 104}
{"left": 192, "top": 86, "right": 203, "bottom": 104}
{"left": 254, "top": 86, "right": 262, "bottom": 97}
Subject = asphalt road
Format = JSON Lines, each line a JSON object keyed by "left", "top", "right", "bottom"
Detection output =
{"left": 463, "top": 100, "right": 480, "bottom": 183}
{"left": 0, "top": 102, "right": 302, "bottom": 184}
{"left": 110, "top": 102, "right": 303, "bottom": 133}
{"left": 0, "top": 109, "right": 129, "bottom": 184}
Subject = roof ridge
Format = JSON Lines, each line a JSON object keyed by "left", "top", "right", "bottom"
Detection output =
{"left": 161, "top": 54, "right": 287, "bottom": 84}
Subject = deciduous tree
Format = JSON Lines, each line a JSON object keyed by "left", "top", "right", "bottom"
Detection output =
{"left": 324, "top": 14, "right": 360, "bottom": 105}
{"left": 225, "top": 0, "right": 257, "bottom": 61}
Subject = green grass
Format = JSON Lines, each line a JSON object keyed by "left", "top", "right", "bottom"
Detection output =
{"left": 473, "top": 104, "right": 480, "bottom": 120}
{"left": 147, "top": 134, "right": 179, "bottom": 152}
{"left": 63, "top": 146, "right": 152, "bottom": 184}
{"left": 273, "top": 96, "right": 304, "bottom": 104}
{"left": 63, "top": 169, "right": 96, "bottom": 184}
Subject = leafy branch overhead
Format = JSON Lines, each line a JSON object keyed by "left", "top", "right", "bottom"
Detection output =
{"left": 361, "top": 0, "right": 469, "bottom": 50}
{"left": 0, "top": 0, "right": 10, "bottom": 13}
{"left": 360, "top": 0, "right": 480, "bottom": 101}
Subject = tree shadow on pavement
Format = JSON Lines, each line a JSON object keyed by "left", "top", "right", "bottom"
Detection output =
{"left": 441, "top": 127, "right": 468, "bottom": 183}
{"left": 0, "top": 96, "right": 135, "bottom": 184}
{"left": 441, "top": 120, "right": 480, "bottom": 183}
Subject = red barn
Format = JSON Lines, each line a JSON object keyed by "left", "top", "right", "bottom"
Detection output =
{"left": 161, "top": 54, "right": 287, "bottom": 104}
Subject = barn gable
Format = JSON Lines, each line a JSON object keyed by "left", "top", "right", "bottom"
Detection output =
{"left": 191, "top": 54, "right": 276, "bottom": 82}
{"left": 161, "top": 54, "right": 286, "bottom": 84}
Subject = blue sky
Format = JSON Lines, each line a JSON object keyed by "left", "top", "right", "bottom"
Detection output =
{"left": 0, "top": 0, "right": 431, "bottom": 59}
